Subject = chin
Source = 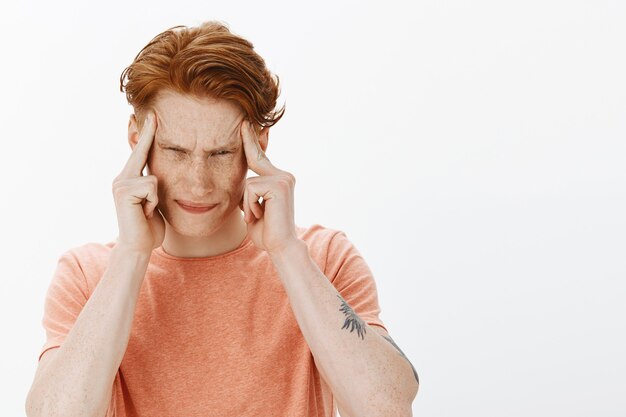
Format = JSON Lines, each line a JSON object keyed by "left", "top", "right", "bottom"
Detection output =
{"left": 177, "top": 223, "right": 220, "bottom": 238}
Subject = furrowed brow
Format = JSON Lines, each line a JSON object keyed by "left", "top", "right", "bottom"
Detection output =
{"left": 157, "top": 123, "right": 241, "bottom": 153}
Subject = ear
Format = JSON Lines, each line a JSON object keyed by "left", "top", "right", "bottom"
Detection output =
{"left": 128, "top": 113, "right": 140, "bottom": 151}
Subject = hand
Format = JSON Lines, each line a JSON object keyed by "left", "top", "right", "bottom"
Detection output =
{"left": 112, "top": 111, "right": 165, "bottom": 254}
{"left": 238, "top": 120, "right": 300, "bottom": 254}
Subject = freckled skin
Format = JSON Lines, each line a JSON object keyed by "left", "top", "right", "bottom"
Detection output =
{"left": 127, "top": 89, "right": 268, "bottom": 257}
{"left": 149, "top": 138, "right": 247, "bottom": 238}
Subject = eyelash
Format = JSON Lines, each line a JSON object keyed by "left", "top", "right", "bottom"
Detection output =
{"left": 166, "top": 148, "right": 230, "bottom": 157}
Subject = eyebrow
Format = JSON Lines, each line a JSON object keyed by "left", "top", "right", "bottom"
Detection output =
{"left": 156, "top": 123, "right": 241, "bottom": 153}
{"left": 157, "top": 139, "right": 238, "bottom": 153}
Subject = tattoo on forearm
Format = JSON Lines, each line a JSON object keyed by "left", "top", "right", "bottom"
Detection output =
{"left": 383, "top": 335, "right": 420, "bottom": 385}
{"left": 337, "top": 295, "right": 367, "bottom": 340}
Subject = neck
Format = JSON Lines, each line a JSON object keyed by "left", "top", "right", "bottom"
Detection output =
{"left": 161, "top": 209, "right": 248, "bottom": 258}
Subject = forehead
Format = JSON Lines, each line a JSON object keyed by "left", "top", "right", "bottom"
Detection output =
{"left": 152, "top": 90, "right": 244, "bottom": 144}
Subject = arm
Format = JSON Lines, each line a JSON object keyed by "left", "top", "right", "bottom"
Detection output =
{"left": 25, "top": 246, "right": 150, "bottom": 417}
{"left": 270, "top": 239, "right": 419, "bottom": 417}
{"left": 236, "top": 120, "right": 418, "bottom": 415}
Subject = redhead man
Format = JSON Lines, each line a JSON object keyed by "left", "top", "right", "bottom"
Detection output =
{"left": 26, "top": 21, "right": 418, "bottom": 417}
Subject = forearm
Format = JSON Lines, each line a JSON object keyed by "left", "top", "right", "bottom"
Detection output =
{"left": 26, "top": 246, "right": 150, "bottom": 417}
{"left": 270, "top": 240, "right": 417, "bottom": 417}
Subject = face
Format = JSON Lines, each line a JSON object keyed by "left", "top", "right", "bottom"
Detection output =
{"left": 128, "top": 89, "right": 266, "bottom": 238}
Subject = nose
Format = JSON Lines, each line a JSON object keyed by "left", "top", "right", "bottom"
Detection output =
{"left": 188, "top": 159, "right": 215, "bottom": 197}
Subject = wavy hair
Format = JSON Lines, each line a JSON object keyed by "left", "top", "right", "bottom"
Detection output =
{"left": 119, "top": 21, "right": 285, "bottom": 133}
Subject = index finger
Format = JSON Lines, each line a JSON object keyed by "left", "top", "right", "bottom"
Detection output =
{"left": 241, "top": 119, "right": 278, "bottom": 177}
{"left": 119, "top": 111, "right": 157, "bottom": 179}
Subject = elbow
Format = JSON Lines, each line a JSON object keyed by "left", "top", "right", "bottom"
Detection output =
{"left": 404, "top": 360, "right": 420, "bottom": 404}
{"left": 403, "top": 375, "right": 419, "bottom": 417}
{"left": 409, "top": 374, "right": 419, "bottom": 401}
{"left": 370, "top": 371, "right": 419, "bottom": 417}
{"left": 363, "top": 387, "right": 416, "bottom": 417}
{"left": 404, "top": 373, "right": 419, "bottom": 415}
{"left": 384, "top": 395, "right": 416, "bottom": 417}
{"left": 25, "top": 385, "right": 42, "bottom": 417}
{"left": 25, "top": 388, "right": 87, "bottom": 417}
{"left": 365, "top": 402, "right": 414, "bottom": 417}
{"left": 25, "top": 391, "right": 51, "bottom": 417}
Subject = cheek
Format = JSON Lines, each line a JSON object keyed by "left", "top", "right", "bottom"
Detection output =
{"left": 152, "top": 151, "right": 193, "bottom": 175}
{"left": 146, "top": 152, "right": 170, "bottom": 178}
{"left": 218, "top": 153, "right": 247, "bottom": 192}
{"left": 219, "top": 156, "right": 247, "bottom": 188}
{"left": 212, "top": 150, "right": 247, "bottom": 175}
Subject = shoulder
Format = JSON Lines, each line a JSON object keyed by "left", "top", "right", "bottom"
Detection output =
{"left": 63, "top": 240, "right": 116, "bottom": 265}
{"left": 296, "top": 223, "right": 345, "bottom": 246}
{"left": 58, "top": 240, "right": 117, "bottom": 294}
{"left": 295, "top": 223, "right": 360, "bottom": 275}
{"left": 295, "top": 223, "right": 354, "bottom": 257}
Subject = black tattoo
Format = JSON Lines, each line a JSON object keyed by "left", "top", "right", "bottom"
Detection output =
{"left": 383, "top": 335, "right": 420, "bottom": 385}
{"left": 337, "top": 295, "right": 367, "bottom": 340}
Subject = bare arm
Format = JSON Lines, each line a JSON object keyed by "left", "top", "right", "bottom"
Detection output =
{"left": 26, "top": 110, "right": 163, "bottom": 417}
{"left": 25, "top": 246, "right": 150, "bottom": 417}
{"left": 269, "top": 240, "right": 418, "bottom": 417}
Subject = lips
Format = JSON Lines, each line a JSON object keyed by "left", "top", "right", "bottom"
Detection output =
{"left": 177, "top": 200, "right": 216, "bottom": 209}
{"left": 176, "top": 200, "right": 218, "bottom": 214}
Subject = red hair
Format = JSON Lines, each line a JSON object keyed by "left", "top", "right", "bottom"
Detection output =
{"left": 119, "top": 21, "right": 285, "bottom": 133}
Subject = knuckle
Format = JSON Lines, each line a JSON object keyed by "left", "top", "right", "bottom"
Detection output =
{"left": 278, "top": 174, "right": 294, "bottom": 188}
{"left": 112, "top": 186, "right": 123, "bottom": 200}
{"left": 112, "top": 178, "right": 129, "bottom": 194}
{"left": 112, "top": 178, "right": 122, "bottom": 191}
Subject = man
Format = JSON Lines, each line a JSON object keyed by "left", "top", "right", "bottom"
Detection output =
{"left": 26, "top": 21, "right": 418, "bottom": 417}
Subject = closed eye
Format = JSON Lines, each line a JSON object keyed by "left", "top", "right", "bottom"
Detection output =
{"left": 166, "top": 148, "right": 185, "bottom": 153}
{"left": 166, "top": 148, "right": 230, "bottom": 157}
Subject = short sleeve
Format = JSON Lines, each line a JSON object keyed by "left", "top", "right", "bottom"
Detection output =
{"left": 324, "top": 230, "right": 387, "bottom": 332}
{"left": 38, "top": 250, "right": 90, "bottom": 362}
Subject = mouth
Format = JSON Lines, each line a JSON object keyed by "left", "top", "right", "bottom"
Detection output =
{"left": 176, "top": 200, "right": 218, "bottom": 214}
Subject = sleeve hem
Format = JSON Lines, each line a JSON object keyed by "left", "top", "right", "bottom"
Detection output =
{"left": 367, "top": 322, "right": 388, "bottom": 333}
{"left": 38, "top": 344, "right": 61, "bottom": 362}
{"left": 324, "top": 230, "right": 345, "bottom": 284}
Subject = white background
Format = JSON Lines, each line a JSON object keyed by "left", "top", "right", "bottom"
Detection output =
{"left": 1, "top": 0, "right": 624, "bottom": 416}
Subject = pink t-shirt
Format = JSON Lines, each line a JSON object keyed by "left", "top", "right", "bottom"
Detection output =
{"left": 38, "top": 223, "right": 387, "bottom": 417}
